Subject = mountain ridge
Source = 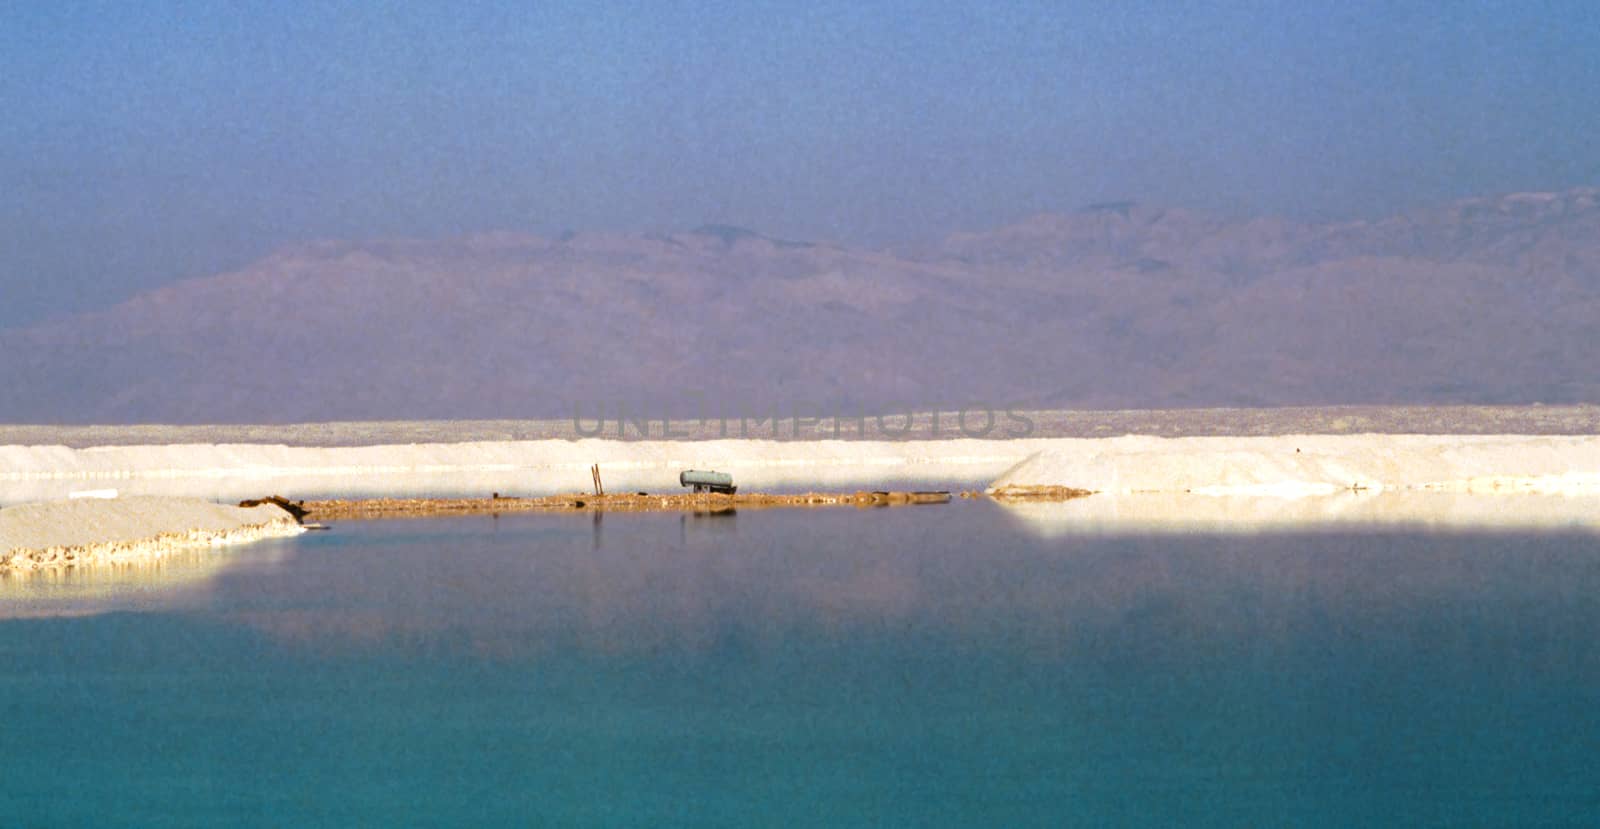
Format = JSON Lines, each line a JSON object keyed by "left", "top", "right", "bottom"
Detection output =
{"left": 3, "top": 187, "right": 1597, "bottom": 423}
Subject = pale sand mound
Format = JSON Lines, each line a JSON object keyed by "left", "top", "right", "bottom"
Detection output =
{"left": 0, "top": 496, "right": 303, "bottom": 572}
{"left": 988, "top": 434, "right": 1600, "bottom": 497}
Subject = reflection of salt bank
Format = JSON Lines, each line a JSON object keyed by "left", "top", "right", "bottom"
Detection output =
{"left": 996, "top": 492, "right": 1600, "bottom": 535}
{"left": 989, "top": 434, "right": 1600, "bottom": 496}
{"left": 1, "top": 496, "right": 304, "bottom": 572}
{"left": 0, "top": 542, "right": 294, "bottom": 619}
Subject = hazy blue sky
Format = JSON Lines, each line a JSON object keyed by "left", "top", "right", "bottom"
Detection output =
{"left": 2, "top": 1, "right": 1597, "bottom": 327}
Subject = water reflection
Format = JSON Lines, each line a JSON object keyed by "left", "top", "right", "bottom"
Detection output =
{"left": 997, "top": 492, "right": 1600, "bottom": 536}
{"left": 178, "top": 504, "right": 1600, "bottom": 679}
{"left": 0, "top": 540, "right": 293, "bottom": 619}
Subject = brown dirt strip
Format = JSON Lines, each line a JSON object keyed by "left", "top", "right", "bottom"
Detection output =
{"left": 987, "top": 485, "right": 1097, "bottom": 501}
{"left": 299, "top": 490, "right": 967, "bottom": 521}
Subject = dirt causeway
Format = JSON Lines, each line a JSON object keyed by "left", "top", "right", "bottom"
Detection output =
{"left": 300, "top": 490, "right": 969, "bottom": 520}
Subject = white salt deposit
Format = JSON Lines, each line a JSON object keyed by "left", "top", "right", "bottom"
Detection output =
{"left": 0, "top": 437, "right": 1054, "bottom": 480}
{"left": 0, "top": 438, "right": 1062, "bottom": 505}
{"left": 0, "top": 496, "right": 303, "bottom": 572}
{"left": 988, "top": 434, "right": 1600, "bottom": 496}
{"left": 3, "top": 431, "right": 1599, "bottom": 542}
{"left": 4, "top": 432, "right": 1600, "bottom": 506}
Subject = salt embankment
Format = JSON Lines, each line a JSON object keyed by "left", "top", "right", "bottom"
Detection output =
{"left": 988, "top": 434, "right": 1600, "bottom": 497}
{"left": 0, "top": 438, "right": 1062, "bottom": 504}
{"left": 0, "top": 496, "right": 304, "bottom": 572}
{"left": 6, "top": 433, "right": 1600, "bottom": 504}
{"left": 0, "top": 438, "right": 1057, "bottom": 480}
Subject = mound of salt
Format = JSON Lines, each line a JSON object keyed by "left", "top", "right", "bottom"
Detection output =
{"left": 988, "top": 434, "right": 1600, "bottom": 497}
{"left": 0, "top": 496, "right": 302, "bottom": 571}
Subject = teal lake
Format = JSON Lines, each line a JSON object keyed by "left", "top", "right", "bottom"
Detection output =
{"left": 3, "top": 501, "right": 1599, "bottom": 826}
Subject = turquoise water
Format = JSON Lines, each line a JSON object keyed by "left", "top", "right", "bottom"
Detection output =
{"left": 4, "top": 502, "right": 1600, "bottom": 826}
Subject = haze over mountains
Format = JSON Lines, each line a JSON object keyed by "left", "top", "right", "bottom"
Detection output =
{"left": 3, "top": 188, "right": 1598, "bottom": 424}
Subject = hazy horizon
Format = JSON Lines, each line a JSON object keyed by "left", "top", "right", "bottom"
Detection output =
{"left": 5, "top": 2, "right": 1600, "bottom": 328}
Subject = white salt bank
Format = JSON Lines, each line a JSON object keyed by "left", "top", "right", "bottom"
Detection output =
{"left": 0, "top": 496, "right": 304, "bottom": 572}
{"left": 0, "top": 437, "right": 1059, "bottom": 504}
{"left": 989, "top": 434, "right": 1600, "bottom": 497}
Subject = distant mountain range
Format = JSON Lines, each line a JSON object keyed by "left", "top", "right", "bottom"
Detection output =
{"left": 3, "top": 188, "right": 1598, "bottom": 423}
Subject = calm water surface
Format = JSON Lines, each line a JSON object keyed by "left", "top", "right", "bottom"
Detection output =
{"left": 3, "top": 501, "right": 1599, "bottom": 826}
